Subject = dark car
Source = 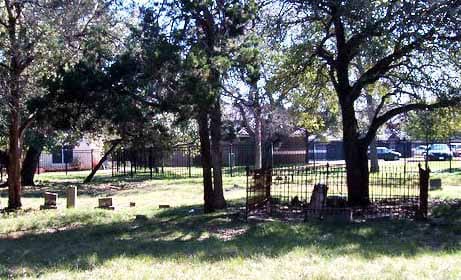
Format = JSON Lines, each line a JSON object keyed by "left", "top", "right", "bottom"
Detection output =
{"left": 426, "top": 144, "right": 453, "bottom": 161}
{"left": 369, "top": 147, "right": 401, "bottom": 161}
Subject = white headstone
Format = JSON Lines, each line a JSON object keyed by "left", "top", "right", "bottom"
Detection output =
{"left": 67, "top": 186, "right": 77, "bottom": 208}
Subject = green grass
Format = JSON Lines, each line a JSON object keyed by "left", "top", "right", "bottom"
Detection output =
{"left": 0, "top": 171, "right": 461, "bottom": 279}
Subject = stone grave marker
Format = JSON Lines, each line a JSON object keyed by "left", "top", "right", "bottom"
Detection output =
{"left": 430, "top": 178, "right": 442, "bottom": 190}
{"left": 98, "top": 197, "right": 115, "bottom": 210}
{"left": 67, "top": 186, "right": 77, "bottom": 208}
{"left": 40, "top": 192, "right": 58, "bottom": 210}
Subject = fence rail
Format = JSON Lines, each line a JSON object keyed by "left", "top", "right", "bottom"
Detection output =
{"left": 0, "top": 140, "right": 455, "bottom": 180}
{"left": 109, "top": 141, "right": 461, "bottom": 179}
{"left": 246, "top": 163, "right": 426, "bottom": 220}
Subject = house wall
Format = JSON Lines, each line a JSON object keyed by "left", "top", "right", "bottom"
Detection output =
{"left": 39, "top": 138, "right": 104, "bottom": 172}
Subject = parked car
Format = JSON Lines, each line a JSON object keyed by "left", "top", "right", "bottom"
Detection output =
{"left": 412, "top": 145, "right": 428, "bottom": 157}
{"left": 426, "top": 144, "right": 453, "bottom": 161}
{"left": 450, "top": 143, "right": 461, "bottom": 157}
{"left": 369, "top": 147, "right": 401, "bottom": 161}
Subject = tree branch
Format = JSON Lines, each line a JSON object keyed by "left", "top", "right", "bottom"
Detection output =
{"left": 363, "top": 95, "right": 461, "bottom": 145}
{"left": 19, "top": 113, "right": 37, "bottom": 137}
{"left": 350, "top": 33, "right": 432, "bottom": 100}
{"left": 235, "top": 101, "right": 255, "bottom": 137}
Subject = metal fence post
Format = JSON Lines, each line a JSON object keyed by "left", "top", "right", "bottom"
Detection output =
{"left": 123, "top": 150, "right": 126, "bottom": 175}
{"left": 116, "top": 151, "right": 119, "bottom": 174}
{"left": 37, "top": 156, "right": 40, "bottom": 175}
{"left": 188, "top": 145, "right": 192, "bottom": 178}
{"left": 229, "top": 143, "right": 233, "bottom": 177}
{"left": 450, "top": 156, "right": 452, "bottom": 173}
{"left": 270, "top": 142, "right": 274, "bottom": 169}
{"left": 449, "top": 138, "right": 452, "bottom": 173}
{"left": 111, "top": 151, "right": 114, "bottom": 177}
{"left": 149, "top": 148, "right": 153, "bottom": 179}
{"left": 130, "top": 150, "right": 134, "bottom": 178}
{"left": 91, "top": 149, "right": 94, "bottom": 171}
{"left": 245, "top": 165, "right": 250, "bottom": 220}
{"left": 312, "top": 140, "right": 317, "bottom": 167}
{"left": 134, "top": 150, "right": 137, "bottom": 175}
{"left": 161, "top": 152, "right": 164, "bottom": 174}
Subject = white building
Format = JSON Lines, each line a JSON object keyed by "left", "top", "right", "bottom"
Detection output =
{"left": 39, "top": 138, "right": 103, "bottom": 172}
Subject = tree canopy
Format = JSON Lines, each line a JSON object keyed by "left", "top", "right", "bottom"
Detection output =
{"left": 1, "top": 0, "right": 461, "bottom": 211}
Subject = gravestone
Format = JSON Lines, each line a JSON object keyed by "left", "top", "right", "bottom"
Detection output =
{"left": 135, "top": 215, "right": 148, "bottom": 222}
{"left": 305, "top": 184, "right": 328, "bottom": 219}
{"left": 98, "top": 197, "right": 115, "bottom": 210}
{"left": 66, "top": 186, "right": 77, "bottom": 208}
{"left": 430, "top": 178, "right": 442, "bottom": 190}
{"left": 40, "top": 192, "right": 58, "bottom": 210}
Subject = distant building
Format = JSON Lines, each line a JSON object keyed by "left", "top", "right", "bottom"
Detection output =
{"left": 38, "top": 138, "right": 103, "bottom": 172}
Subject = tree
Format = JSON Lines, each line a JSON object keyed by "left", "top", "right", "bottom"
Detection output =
{"left": 39, "top": 2, "right": 256, "bottom": 213}
{"left": 269, "top": 55, "right": 340, "bottom": 163}
{"left": 38, "top": 54, "right": 174, "bottom": 183}
{"left": 227, "top": 33, "right": 265, "bottom": 169}
{"left": 405, "top": 108, "right": 461, "bottom": 143}
{"left": 275, "top": 1, "right": 461, "bottom": 206}
{"left": 140, "top": 1, "right": 257, "bottom": 212}
{"left": 0, "top": 0, "right": 117, "bottom": 209}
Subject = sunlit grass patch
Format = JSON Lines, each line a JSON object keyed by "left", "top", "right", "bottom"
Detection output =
{"left": 0, "top": 167, "right": 460, "bottom": 279}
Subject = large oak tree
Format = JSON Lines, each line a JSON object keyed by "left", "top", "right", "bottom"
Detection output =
{"left": 0, "top": 0, "right": 117, "bottom": 209}
{"left": 276, "top": 0, "right": 461, "bottom": 206}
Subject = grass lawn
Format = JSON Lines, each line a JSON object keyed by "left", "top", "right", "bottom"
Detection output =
{"left": 1, "top": 171, "right": 461, "bottom": 279}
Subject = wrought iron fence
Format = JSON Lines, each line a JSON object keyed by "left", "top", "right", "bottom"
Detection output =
{"left": 109, "top": 140, "right": 461, "bottom": 180}
{"left": 246, "top": 163, "right": 427, "bottom": 221}
{"left": 25, "top": 139, "right": 460, "bottom": 180}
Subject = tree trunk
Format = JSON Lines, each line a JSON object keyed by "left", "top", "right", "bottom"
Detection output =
{"left": 341, "top": 98, "right": 370, "bottom": 207}
{"left": 21, "top": 145, "right": 42, "bottom": 186}
{"left": 210, "top": 98, "right": 226, "bottom": 209}
{"left": 366, "top": 94, "right": 379, "bottom": 173}
{"left": 252, "top": 83, "right": 263, "bottom": 170}
{"left": 344, "top": 138, "right": 370, "bottom": 207}
{"left": 6, "top": 16, "right": 25, "bottom": 209}
{"left": 84, "top": 140, "right": 121, "bottom": 183}
{"left": 8, "top": 103, "right": 22, "bottom": 209}
{"left": 198, "top": 111, "right": 215, "bottom": 213}
{"left": 254, "top": 111, "right": 262, "bottom": 169}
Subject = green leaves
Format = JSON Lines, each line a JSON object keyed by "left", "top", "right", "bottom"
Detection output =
{"left": 405, "top": 108, "right": 461, "bottom": 141}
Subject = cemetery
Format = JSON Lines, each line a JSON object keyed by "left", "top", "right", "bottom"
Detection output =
{"left": 1, "top": 1, "right": 461, "bottom": 279}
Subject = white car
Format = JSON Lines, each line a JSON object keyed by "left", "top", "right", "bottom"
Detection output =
{"left": 412, "top": 145, "right": 428, "bottom": 157}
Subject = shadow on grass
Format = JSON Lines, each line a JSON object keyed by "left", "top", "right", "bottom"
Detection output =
{"left": 18, "top": 174, "right": 245, "bottom": 200}
{"left": 1, "top": 203, "right": 461, "bottom": 277}
{"left": 15, "top": 174, "right": 207, "bottom": 199}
